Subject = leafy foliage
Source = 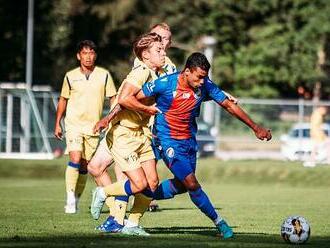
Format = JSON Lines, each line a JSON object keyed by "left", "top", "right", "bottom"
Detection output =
{"left": 1, "top": 0, "right": 330, "bottom": 98}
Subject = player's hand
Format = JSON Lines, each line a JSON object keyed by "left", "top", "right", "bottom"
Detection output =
{"left": 254, "top": 126, "right": 272, "bottom": 141}
{"left": 54, "top": 125, "right": 63, "bottom": 140}
{"left": 93, "top": 117, "right": 109, "bottom": 134}
{"left": 146, "top": 104, "right": 162, "bottom": 115}
{"left": 223, "top": 91, "right": 238, "bottom": 104}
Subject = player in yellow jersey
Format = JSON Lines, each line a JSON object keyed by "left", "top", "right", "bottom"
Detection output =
{"left": 133, "top": 23, "right": 176, "bottom": 212}
{"left": 90, "top": 23, "right": 238, "bottom": 234}
{"left": 88, "top": 24, "right": 177, "bottom": 232}
{"left": 90, "top": 33, "right": 167, "bottom": 235}
{"left": 54, "top": 40, "right": 116, "bottom": 214}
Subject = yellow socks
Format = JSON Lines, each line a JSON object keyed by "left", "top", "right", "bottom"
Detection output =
{"left": 75, "top": 171, "right": 87, "bottom": 198}
{"left": 65, "top": 162, "right": 80, "bottom": 193}
{"left": 103, "top": 180, "right": 132, "bottom": 197}
{"left": 105, "top": 197, "right": 115, "bottom": 215}
{"left": 127, "top": 193, "right": 152, "bottom": 225}
{"left": 113, "top": 197, "right": 129, "bottom": 225}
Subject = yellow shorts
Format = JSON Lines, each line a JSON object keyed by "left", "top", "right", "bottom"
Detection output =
{"left": 108, "top": 124, "right": 154, "bottom": 172}
{"left": 65, "top": 130, "right": 99, "bottom": 161}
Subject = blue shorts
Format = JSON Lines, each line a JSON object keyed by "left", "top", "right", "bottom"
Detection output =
{"left": 152, "top": 137, "right": 198, "bottom": 181}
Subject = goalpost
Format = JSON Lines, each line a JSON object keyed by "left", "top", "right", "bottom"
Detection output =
{"left": 0, "top": 82, "right": 61, "bottom": 159}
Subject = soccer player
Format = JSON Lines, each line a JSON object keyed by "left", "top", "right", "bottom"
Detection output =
{"left": 90, "top": 32, "right": 167, "bottom": 235}
{"left": 121, "top": 52, "right": 272, "bottom": 238}
{"left": 54, "top": 40, "right": 116, "bottom": 214}
{"left": 89, "top": 23, "right": 178, "bottom": 232}
{"left": 135, "top": 23, "right": 176, "bottom": 212}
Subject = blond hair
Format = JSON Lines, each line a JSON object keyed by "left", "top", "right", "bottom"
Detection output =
{"left": 133, "top": 32, "right": 162, "bottom": 61}
{"left": 149, "top": 22, "right": 171, "bottom": 33}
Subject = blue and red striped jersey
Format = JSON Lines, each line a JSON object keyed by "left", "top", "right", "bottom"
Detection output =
{"left": 142, "top": 72, "right": 227, "bottom": 140}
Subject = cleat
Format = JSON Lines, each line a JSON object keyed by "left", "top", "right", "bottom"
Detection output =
{"left": 96, "top": 216, "right": 123, "bottom": 233}
{"left": 216, "top": 220, "right": 234, "bottom": 239}
{"left": 90, "top": 187, "right": 106, "bottom": 220}
{"left": 121, "top": 225, "right": 150, "bottom": 236}
{"left": 64, "top": 204, "right": 76, "bottom": 214}
{"left": 65, "top": 191, "right": 76, "bottom": 214}
{"left": 95, "top": 216, "right": 115, "bottom": 230}
{"left": 123, "top": 219, "right": 138, "bottom": 228}
{"left": 148, "top": 203, "right": 159, "bottom": 212}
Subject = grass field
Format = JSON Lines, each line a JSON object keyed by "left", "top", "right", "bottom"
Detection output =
{"left": 0, "top": 158, "right": 329, "bottom": 247}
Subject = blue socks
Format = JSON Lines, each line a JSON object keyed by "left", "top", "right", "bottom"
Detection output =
{"left": 124, "top": 180, "right": 133, "bottom": 196}
{"left": 153, "top": 179, "right": 186, "bottom": 200}
{"left": 189, "top": 187, "right": 218, "bottom": 222}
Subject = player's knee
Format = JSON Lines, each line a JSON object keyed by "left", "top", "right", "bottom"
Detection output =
{"left": 185, "top": 181, "right": 200, "bottom": 191}
{"left": 87, "top": 161, "right": 102, "bottom": 177}
{"left": 148, "top": 178, "right": 159, "bottom": 192}
{"left": 131, "top": 177, "right": 148, "bottom": 192}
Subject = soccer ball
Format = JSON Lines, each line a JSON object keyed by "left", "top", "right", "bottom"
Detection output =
{"left": 281, "top": 216, "right": 310, "bottom": 244}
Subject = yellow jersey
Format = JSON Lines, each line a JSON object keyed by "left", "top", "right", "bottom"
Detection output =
{"left": 114, "top": 57, "right": 177, "bottom": 130}
{"left": 116, "top": 62, "right": 158, "bottom": 129}
{"left": 60, "top": 66, "right": 116, "bottom": 135}
{"left": 133, "top": 56, "right": 177, "bottom": 76}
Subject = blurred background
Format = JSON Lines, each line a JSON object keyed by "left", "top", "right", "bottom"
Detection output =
{"left": 1, "top": 0, "right": 330, "bottom": 162}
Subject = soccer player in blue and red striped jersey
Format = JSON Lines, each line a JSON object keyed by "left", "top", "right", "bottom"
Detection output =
{"left": 123, "top": 52, "right": 272, "bottom": 238}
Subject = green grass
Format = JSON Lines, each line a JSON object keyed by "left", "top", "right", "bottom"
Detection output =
{"left": 0, "top": 158, "right": 329, "bottom": 247}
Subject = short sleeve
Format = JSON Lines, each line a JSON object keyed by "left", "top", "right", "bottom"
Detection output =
{"left": 125, "top": 66, "right": 150, "bottom": 89}
{"left": 204, "top": 77, "right": 227, "bottom": 103}
{"left": 164, "top": 56, "right": 177, "bottom": 74}
{"left": 105, "top": 72, "right": 117, "bottom": 97}
{"left": 142, "top": 77, "right": 168, "bottom": 97}
{"left": 60, "top": 74, "right": 70, "bottom": 99}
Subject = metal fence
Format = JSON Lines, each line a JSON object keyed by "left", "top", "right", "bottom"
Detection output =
{"left": 1, "top": 82, "right": 330, "bottom": 160}
{"left": 203, "top": 98, "right": 330, "bottom": 161}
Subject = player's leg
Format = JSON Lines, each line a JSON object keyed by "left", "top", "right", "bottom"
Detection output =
{"left": 125, "top": 158, "right": 157, "bottom": 227}
{"left": 95, "top": 165, "right": 130, "bottom": 233}
{"left": 74, "top": 134, "right": 99, "bottom": 211}
{"left": 153, "top": 177, "right": 187, "bottom": 200}
{"left": 162, "top": 140, "right": 233, "bottom": 239}
{"left": 75, "top": 158, "right": 88, "bottom": 210}
{"left": 91, "top": 164, "right": 149, "bottom": 220}
{"left": 87, "top": 138, "right": 114, "bottom": 186}
{"left": 87, "top": 139, "right": 129, "bottom": 232}
{"left": 122, "top": 141, "right": 159, "bottom": 236}
{"left": 64, "top": 130, "right": 84, "bottom": 214}
{"left": 90, "top": 126, "right": 152, "bottom": 221}
{"left": 112, "top": 164, "right": 129, "bottom": 226}
{"left": 65, "top": 150, "right": 82, "bottom": 214}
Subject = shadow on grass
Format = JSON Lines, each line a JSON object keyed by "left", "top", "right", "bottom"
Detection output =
{"left": 1, "top": 228, "right": 329, "bottom": 248}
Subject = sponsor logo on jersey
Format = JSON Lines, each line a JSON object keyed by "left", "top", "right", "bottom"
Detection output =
{"left": 182, "top": 92, "right": 191, "bottom": 99}
{"left": 166, "top": 147, "right": 175, "bottom": 158}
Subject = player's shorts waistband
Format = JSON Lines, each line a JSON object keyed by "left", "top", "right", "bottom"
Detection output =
{"left": 117, "top": 123, "right": 144, "bottom": 132}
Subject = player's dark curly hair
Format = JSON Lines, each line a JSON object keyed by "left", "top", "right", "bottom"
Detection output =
{"left": 76, "top": 40, "right": 97, "bottom": 53}
{"left": 184, "top": 52, "right": 210, "bottom": 72}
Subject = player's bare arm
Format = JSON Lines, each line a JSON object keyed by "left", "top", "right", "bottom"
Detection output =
{"left": 93, "top": 103, "right": 122, "bottom": 134}
{"left": 54, "top": 96, "right": 67, "bottom": 140}
{"left": 219, "top": 98, "right": 272, "bottom": 141}
{"left": 118, "top": 81, "right": 160, "bottom": 115}
{"left": 223, "top": 91, "right": 238, "bottom": 104}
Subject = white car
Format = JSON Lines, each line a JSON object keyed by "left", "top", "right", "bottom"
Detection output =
{"left": 280, "top": 122, "right": 330, "bottom": 161}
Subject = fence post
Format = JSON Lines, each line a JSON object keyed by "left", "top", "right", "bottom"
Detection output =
{"left": 6, "top": 94, "right": 13, "bottom": 153}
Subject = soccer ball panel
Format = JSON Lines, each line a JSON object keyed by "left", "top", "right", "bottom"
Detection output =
{"left": 280, "top": 216, "right": 310, "bottom": 244}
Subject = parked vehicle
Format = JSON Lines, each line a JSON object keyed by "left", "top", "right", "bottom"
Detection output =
{"left": 280, "top": 122, "right": 330, "bottom": 161}
{"left": 197, "top": 121, "right": 217, "bottom": 157}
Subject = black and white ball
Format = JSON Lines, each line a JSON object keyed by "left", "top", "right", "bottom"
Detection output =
{"left": 281, "top": 216, "right": 310, "bottom": 244}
